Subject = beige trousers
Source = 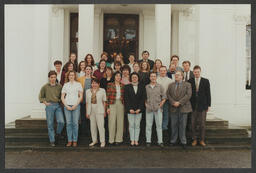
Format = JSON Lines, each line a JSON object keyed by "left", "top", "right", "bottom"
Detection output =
{"left": 108, "top": 99, "right": 124, "bottom": 143}
{"left": 90, "top": 104, "right": 105, "bottom": 143}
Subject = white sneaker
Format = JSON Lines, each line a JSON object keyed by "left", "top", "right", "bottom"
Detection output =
{"left": 89, "top": 142, "right": 97, "bottom": 147}
{"left": 100, "top": 142, "right": 106, "bottom": 148}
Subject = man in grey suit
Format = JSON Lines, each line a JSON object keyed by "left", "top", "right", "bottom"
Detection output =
{"left": 182, "top": 60, "right": 194, "bottom": 82}
{"left": 166, "top": 70, "right": 192, "bottom": 149}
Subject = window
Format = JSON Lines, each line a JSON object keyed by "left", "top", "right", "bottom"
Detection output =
{"left": 246, "top": 25, "right": 251, "bottom": 90}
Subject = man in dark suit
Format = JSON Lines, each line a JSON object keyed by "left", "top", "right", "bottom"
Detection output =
{"left": 182, "top": 60, "right": 194, "bottom": 82}
{"left": 188, "top": 65, "right": 211, "bottom": 147}
{"left": 182, "top": 60, "right": 195, "bottom": 137}
{"left": 138, "top": 50, "right": 154, "bottom": 70}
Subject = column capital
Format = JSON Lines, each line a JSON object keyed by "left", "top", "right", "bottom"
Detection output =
{"left": 180, "top": 7, "right": 195, "bottom": 17}
{"left": 233, "top": 14, "right": 250, "bottom": 25}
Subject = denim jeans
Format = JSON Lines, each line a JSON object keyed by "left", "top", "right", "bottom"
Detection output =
{"left": 128, "top": 113, "right": 142, "bottom": 142}
{"left": 64, "top": 104, "right": 81, "bottom": 142}
{"left": 162, "top": 100, "right": 169, "bottom": 130}
{"left": 146, "top": 108, "right": 163, "bottom": 144}
{"left": 45, "top": 103, "right": 65, "bottom": 143}
{"left": 170, "top": 111, "right": 188, "bottom": 144}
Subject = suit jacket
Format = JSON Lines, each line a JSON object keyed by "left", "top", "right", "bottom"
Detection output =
{"left": 124, "top": 83, "right": 146, "bottom": 114}
{"left": 184, "top": 71, "right": 194, "bottom": 81}
{"left": 166, "top": 81, "right": 192, "bottom": 113}
{"left": 188, "top": 77, "right": 211, "bottom": 112}
{"left": 138, "top": 59, "right": 154, "bottom": 70}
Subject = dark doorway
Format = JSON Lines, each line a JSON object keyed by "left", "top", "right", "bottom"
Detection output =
{"left": 70, "top": 13, "right": 78, "bottom": 54}
{"left": 104, "top": 14, "right": 139, "bottom": 64}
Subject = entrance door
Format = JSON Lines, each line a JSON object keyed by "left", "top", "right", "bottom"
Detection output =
{"left": 104, "top": 14, "right": 139, "bottom": 63}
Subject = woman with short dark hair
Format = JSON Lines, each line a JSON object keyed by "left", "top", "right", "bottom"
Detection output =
{"left": 86, "top": 78, "right": 107, "bottom": 148}
{"left": 106, "top": 71, "right": 125, "bottom": 145}
{"left": 124, "top": 72, "right": 146, "bottom": 146}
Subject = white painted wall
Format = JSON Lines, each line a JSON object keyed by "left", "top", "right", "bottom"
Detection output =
{"left": 196, "top": 5, "right": 251, "bottom": 126}
{"left": 5, "top": 5, "right": 51, "bottom": 124}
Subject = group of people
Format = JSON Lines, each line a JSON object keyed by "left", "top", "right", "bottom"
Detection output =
{"left": 39, "top": 50, "right": 211, "bottom": 149}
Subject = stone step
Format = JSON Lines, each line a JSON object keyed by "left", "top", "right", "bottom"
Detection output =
{"left": 5, "top": 143, "right": 251, "bottom": 152}
{"left": 13, "top": 116, "right": 229, "bottom": 129}
{"left": 5, "top": 135, "right": 251, "bottom": 144}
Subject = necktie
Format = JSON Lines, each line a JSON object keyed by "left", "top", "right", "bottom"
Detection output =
{"left": 196, "top": 78, "right": 199, "bottom": 92}
{"left": 185, "top": 72, "right": 188, "bottom": 81}
{"left": 176, "top": 83, "right": 180, "bottom": 96}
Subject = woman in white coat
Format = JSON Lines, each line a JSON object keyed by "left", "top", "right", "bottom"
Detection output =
{"left": 86, "top": 77, "right": 107, "bottom": 147}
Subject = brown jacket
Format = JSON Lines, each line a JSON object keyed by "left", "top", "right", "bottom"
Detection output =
{"left": 166, "top": 81, "right": 192, "bottom": 113}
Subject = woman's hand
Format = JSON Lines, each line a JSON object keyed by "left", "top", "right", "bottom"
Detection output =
{"left": 107, "top": 108, "right": 110, "bottom": 115}
{"left": 86, "top": 114, "right": 90, "bottom": 119}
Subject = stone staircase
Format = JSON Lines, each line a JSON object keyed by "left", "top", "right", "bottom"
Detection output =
{"left": 5, "top": 115, "right": 251, "bottom": 151}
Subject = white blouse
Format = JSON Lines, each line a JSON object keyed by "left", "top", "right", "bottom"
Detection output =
{"left": 62, "top": 81, "right": 83, "bottom": 105}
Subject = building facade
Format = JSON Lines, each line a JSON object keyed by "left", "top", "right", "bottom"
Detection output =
{"left": 5, "top": 4, "right": 251, "bottom": 126}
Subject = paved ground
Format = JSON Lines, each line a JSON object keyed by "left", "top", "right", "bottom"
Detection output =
{"left": 5, "top": 149, "right": 251, "bottom": 168}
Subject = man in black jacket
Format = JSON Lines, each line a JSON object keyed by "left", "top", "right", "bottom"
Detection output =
{"left": 188, "top": 65, "right": 211, "bottom": 147}
{"left": 138, "top": 50, "right": 154, "bottom": 70}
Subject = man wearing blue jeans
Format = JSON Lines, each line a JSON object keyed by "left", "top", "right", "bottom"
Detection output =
{"left": 156, "top": 66, "right": 174, "bottom": 141}
{"left": 145, "top": 72, "right": 166, "bottom": 147}
{"left": 39, "top": 71, "right": 65, "bottom": 147}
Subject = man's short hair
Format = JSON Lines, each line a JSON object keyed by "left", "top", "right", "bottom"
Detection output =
{"left": 48, "top": 70, "right": 57, "bottom": 77}
{"left": 160, "top": 65, "right": 167, "bottom": 70}
{"left": 149, "top": 71, "right": 157, "bottom": 77}
{"left": 142, "top": 50, "right": 149, "bottom": 55}
{"left": 182, "top": 61, "right": 191, "bottom": 66}
{"left": 175, "top": 70, "right": 184, "bottom": 77}
{"left": 171, "top": 55, "right": 179, "bottom": 61}
{"left": 193, "top": 65, "right": 201, "bottom": 71}
{"left": 121, "top": 64, "right": 131, "bottom": 74}
{"left": 54, "top": 60, "right": 62, "bottom": 66}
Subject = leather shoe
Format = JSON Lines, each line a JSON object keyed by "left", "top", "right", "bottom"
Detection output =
{"left": 191, "top": 140, "right": 197, "bottom": 147}
{"left": 200, "top": 140, "right": 206, "bottom": 147}
{"left": 158, "top": 143, "right": 164, "bottom": 148}
{"left": 66, "top": 142, "right": 72, "bottom": 147}
{"left": 182, "top": 144, "right": 187, "bottom": 149}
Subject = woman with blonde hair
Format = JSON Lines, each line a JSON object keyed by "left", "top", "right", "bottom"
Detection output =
{"left": 61, "top": 70, "right": 83, "bottom": 147}
{"left": 152, "top": 59, "right": 162, "bottom": 76}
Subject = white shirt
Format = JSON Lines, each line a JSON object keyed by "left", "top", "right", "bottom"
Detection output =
{"left": 195, "top": 77, "right": 201, "bottom": 90}
{"left": 133, "top": 85, "right": 138, "bottom": 94}
{"left": 157, "top": 76, "right": 174, "bottom": 93}
{"left": 77, "top": 71, "right": 85, "bottom": 78}
{"left": 86, "top": 88, "right": 107, "bottom": 115}
{"left": 62, "top": 81, "right": 83, "bottom": 105}
{"left": 56, "top": 71, "right": 61, "bottom": 83}
{"left": 116, "top": 85, "right": 121, "bottom": 99}
{"left": 183, "top": 71, "right": 190, "bottom": 81}
{"left": 128, "top": 63, "right": 134, "bottom": 73}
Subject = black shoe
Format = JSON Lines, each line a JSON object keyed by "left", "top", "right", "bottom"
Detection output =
{"left": 169, "top": 143, "right": 176, "bottom": 146}
{"left": 146, "top": 143, "right": 151, "bottom": 147}
{"left": 50, "top": 142, "right": 56, "bottom": 147}
{"left": 108, "top": 143, "right": 115, "bottom": 146}
{"left": 182, "top": 144, "right": 187, "bottom": 149}
{"left": 55, "top": 134, "right": 60, "bottom": 145}
{"left": 158, "top": 143, "right": 164, "bottom": 148}
{"left": 115, "top": 142, "right": 122, "bottom": 146}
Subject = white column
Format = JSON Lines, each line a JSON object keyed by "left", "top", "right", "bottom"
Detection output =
{"left": 171, "top": 11, "right": 179, "bottom": 55}
{"left": 49, "top": 7, "right": 65, "bottom": 70}
{"left": 93, "top": 7, "right": 102, "bottom": 63}
{"left": 155, "top": 4, "right": 171, "bottom": 65}
{"left": 78, "top": 4, "right": 94, "bottom": 62}
{"left": 142, "top": 10, "right": 156, "bottom": 60}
